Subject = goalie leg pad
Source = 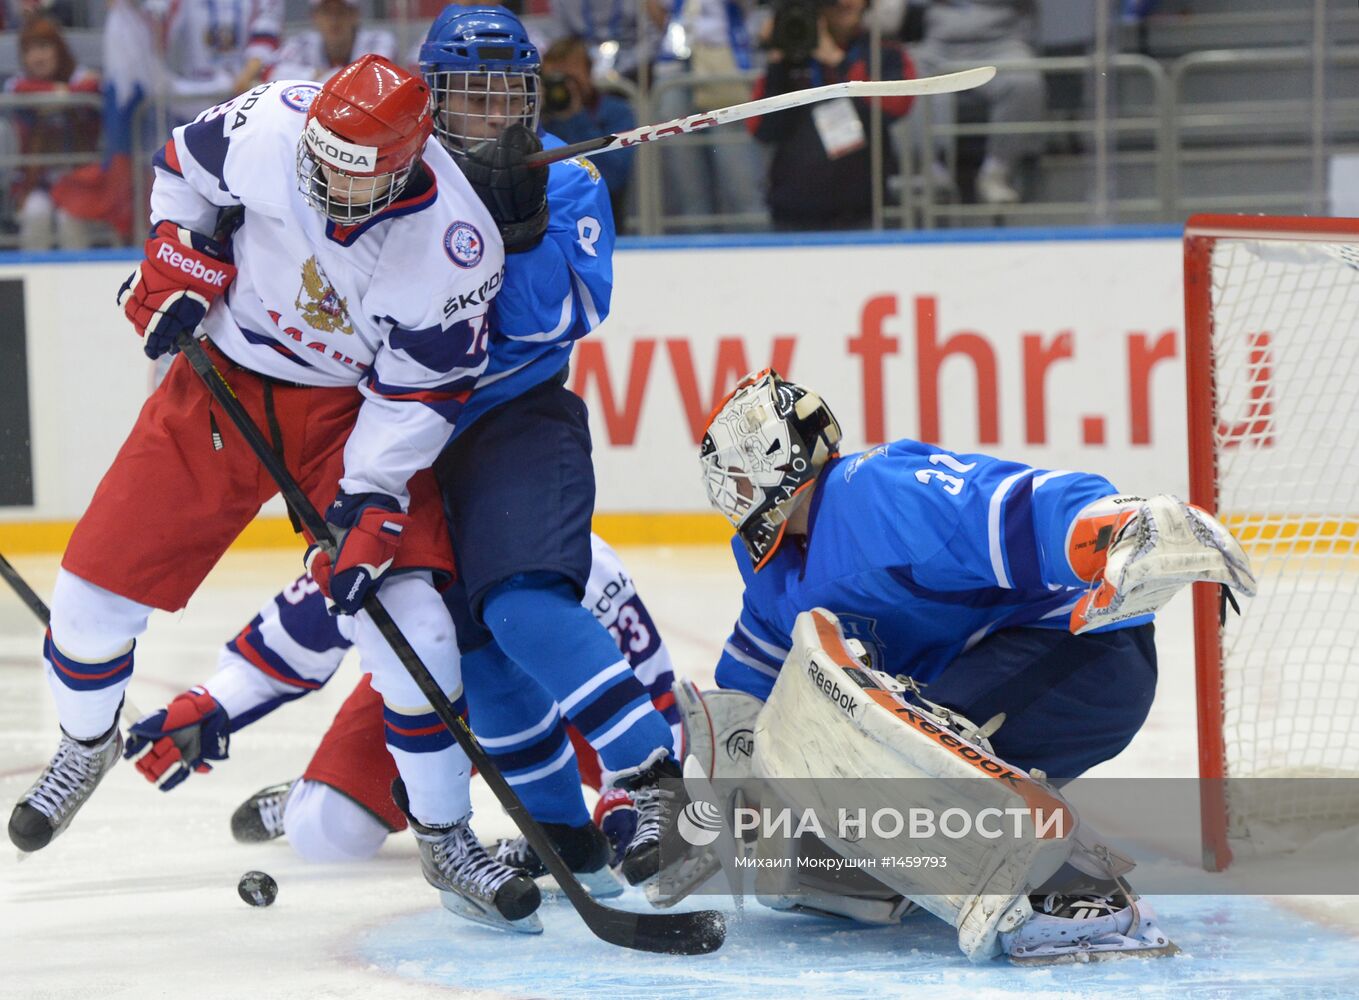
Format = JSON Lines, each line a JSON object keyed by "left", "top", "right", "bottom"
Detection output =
{"left": 753, "top": 608, "right": 1080, "bottom": 961}
{"left": 644, "top": 681, "right": 763, "bottom": 908}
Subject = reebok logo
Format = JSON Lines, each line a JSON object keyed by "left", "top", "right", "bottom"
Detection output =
{"left": 155, "top": 243, "right": 230, "bottom": 287}
{"left": 807, "top": 663, "right": 859, "bottom": 717}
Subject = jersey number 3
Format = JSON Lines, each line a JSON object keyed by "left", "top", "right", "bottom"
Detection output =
{"left": 914, "top": 453, "right": 977, "bottom": 496}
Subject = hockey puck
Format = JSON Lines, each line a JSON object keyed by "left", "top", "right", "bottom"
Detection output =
{"left": 237, "top": 870, "right": 278, "bottom": 908}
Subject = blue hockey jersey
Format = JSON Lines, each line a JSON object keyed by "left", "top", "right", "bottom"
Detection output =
{"left": 715, "top": 439, "right": 1151, "bottom": 700}
{"left": 455, "top": 132, "right": 615, "bottom": 432}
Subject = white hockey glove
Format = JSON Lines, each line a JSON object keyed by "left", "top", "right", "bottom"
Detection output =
{"left": 1068, "top": 494, "right": 1257, "bottom": 635}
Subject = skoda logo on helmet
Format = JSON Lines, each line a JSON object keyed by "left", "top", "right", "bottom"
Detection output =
{"left": 304, "top": 119, "right": 378, "bottom": 174}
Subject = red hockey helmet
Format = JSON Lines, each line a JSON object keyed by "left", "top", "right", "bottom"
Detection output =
{"left": 297, "top": 54, "right": 435, "bottom": 224}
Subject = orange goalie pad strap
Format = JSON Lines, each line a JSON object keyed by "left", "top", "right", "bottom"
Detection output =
{"left": 1067, "top": 506, "right": 1138, "bottom": 583}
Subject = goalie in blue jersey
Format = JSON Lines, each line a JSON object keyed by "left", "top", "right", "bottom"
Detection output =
{"left": 671, "top": 368, "right": 1257, "bottom": 963}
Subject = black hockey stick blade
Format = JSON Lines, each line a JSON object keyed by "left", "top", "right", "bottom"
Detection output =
{"left": 579, "top": 895, "right": 726, "bottom": 955}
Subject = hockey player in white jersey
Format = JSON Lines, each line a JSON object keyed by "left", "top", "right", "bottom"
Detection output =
{"left": 8, "top": 55, "right": 542, "bottom": 926}
{"left": 666, "top": 368, "right": 1257, "bottom": 962}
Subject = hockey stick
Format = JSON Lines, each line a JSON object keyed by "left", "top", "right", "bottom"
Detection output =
{"left": 526, "top": 65, "right": 995, "bottom": 167}
{"left": 174, "top": 333, "right": 725, "bottom": 956}
{"left": 0, "top": 551, "right": 51, "bottom": 625}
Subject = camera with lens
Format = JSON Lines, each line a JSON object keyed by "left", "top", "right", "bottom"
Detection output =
{"left": 767, "top": 0, "right": 834, "bottom": 66}
{"left": 541, "top": 71, "right": 575, "bottom": 117}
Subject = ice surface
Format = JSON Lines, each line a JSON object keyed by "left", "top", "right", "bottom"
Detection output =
{"left": 3, "top": 548, "right": 1357, "bottom": 999}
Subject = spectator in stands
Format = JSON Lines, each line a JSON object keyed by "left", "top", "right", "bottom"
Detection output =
{"left": 4, "top": 16, "right": 101, "bottom": 249}
{"left": 653, "top": 0, "right": 766, "bottom": 229}
{"left": 267, "top": 0, "right": 396, "bottom": 85}
{"left": 2, "top": 0, "right": 76, "bottom": 30}
{"left": 748, "top": 0, "right": 914, "bottom": 231}
{"left": 911, "top": 0, "right": 1043, "bottom": 205}
{"left": 546, "top": 0, "right": 670, "bottom": 82}
{"left": 157, "top": 0, "right": 286, "bottom": 105}
{"left": 540, "top": 34, "right": 636, "bottom": 226}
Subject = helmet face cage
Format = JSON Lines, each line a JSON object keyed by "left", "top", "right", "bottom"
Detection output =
{"left": 296, "top": 111, "right": 421, "bottom": 226}
{"left": 699, "top": 370, "right": 842, "bottom": 568}
{"left": 426, "top": 69, "right": 540, "bottom": 155}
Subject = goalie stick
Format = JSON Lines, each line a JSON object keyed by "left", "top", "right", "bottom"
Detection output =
{"left": 526, "top": 65, "right": 996, "bottom": 167}
{"left": 173, "top": 333, "right": 725, "bottom": 956}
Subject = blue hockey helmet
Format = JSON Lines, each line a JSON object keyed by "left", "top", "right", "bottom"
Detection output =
{"left": 418, "top": 5, "right": 541, "bottom": 156}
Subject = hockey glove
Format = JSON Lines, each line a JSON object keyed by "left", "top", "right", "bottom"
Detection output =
{"left": 124, "top": 687, "right": 231, "bottom": 791}
{"left": 462, "top": 123, "right": 549, "bottom": 253}
{"left": 1069, "top": 494, "right": 1258, "bottom": 634}
{"left": 593, "top": 787, "right": 638, "bottom": 867}
{"left": 303, "top": 491, "right": 409, "bottom": 615}
{"left": 117, "top": 221, "right": 237, "bottom": 360}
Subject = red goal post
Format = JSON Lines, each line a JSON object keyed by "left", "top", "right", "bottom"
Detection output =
{"left": 1184, "top": 214, "right": 1359, "bottom": 872}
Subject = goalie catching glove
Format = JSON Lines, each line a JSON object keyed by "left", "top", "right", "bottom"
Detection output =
{"left": 124, "top": 687, "right": 230, "bottom": 791}
{"left": 1067, "top": 494, "right": 1257, "bottom": 634}
{"left": 304, "top": 491, "right": 409, "bottom": 615}
{"left": 117, "top": 221, "right": 236, "bottom": 359}
{"left": 461, "top": 123, "right": 549, "bottom": 253}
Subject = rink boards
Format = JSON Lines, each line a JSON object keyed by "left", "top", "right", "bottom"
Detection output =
{"left": 0, "top": 226, "right": 1257, "bottom": 548}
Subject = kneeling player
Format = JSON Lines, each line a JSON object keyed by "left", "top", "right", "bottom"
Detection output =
{"left": 672, "top": 369, "right": 1256, "bottom": 962}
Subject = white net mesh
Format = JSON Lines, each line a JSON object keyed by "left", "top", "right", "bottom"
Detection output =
{"left": 1205, "top": 231, "right": 1359, "bottom": 840}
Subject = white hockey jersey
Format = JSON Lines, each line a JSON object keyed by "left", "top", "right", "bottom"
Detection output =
{"left": 266, "top": 28, "right": 398, "bottom": 86}
{"left": 148, "top": 79, "right": 506, "bottom": 505}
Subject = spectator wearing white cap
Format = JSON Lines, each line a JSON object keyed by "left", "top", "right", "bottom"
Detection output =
{"left": 266, "top": 0, "right": 397, "bottom": 85}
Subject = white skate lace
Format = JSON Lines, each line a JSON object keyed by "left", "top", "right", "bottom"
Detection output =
{"left": 1039, "top": 890, "right": 1122, "bottom": 921}
{"left": 628, "top": 784, "right": 676, "bottom": 850}
{"left": 256, "top": 787, "right": 290, "bottom": 838}
{"left": 493, "top": 836, "right": 543, "bottom": 874}
{"left": 433, "top": 823, "right": 520, "bottom": 897}
{"left": 27, "top": 736, "right": 107, "bottom": 822}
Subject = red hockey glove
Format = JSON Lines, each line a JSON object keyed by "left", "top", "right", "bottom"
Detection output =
{"left": 123, "top": 687, "right": 231, "bottom": 791}
{"left": 304, "top": 491, "right": 409, "bottom": 615}
{"left": 117, "top": 221, "right": 237, "bottom": 360}
{"left": 593, "top": 787, "right": 637, "bottom": 867}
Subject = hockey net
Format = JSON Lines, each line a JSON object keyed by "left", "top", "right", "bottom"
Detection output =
{"left": 1185, "top": 215, "right": 1359, "bottom": 871}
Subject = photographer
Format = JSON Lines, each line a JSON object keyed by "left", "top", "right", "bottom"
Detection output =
{"left": 747, "top": 0, "right": 915, "bottom": 230}
{"left": 540, "top": 35, "right": 637, "bottom": 227}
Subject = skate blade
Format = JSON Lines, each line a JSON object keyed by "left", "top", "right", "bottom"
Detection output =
{"left": 533, "top": 867, "right": 625, "bottom": 900}
{"left": 438, "top": 890, "right": 544, "bottom": 935}
{"left": 1009, "top": 940, "right": 1180, "bottom": 965}
{"left": 536, "top": 865, "right": 624, "bottom": 900}
{"left": 644, "top": 853, "right": 722, "bottom": 909}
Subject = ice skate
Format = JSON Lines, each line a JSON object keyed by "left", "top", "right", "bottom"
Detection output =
{"left": 394, "top": 778, "right": 542, "bottom": 933}
{"left": 230, "top": 780, "right": 295, "bottom": 843}
{"left": 612, "top": 747, "right": 686, "bottom": 887}
{"left": 491, "top": 821, "right": 623, "bottom": 899}
{"left": 9, "top": 724, "right": 123, "bottom": 852}
{"left": 1002, "top": 881, "right": 1179, "bottom": 964}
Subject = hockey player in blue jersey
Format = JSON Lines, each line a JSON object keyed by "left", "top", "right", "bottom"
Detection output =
{"left": 121, "top": 6, "right": 685, "bottom": 927}
{"left": 699, "top": 368, "right": 1253, "bottom": 779}
{"left": 678, "top": 368, "right": 1256, "bottom": 961}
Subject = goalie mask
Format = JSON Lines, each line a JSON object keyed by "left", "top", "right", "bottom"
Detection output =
{"left": 297, "top": 54, "right": 433, "bottom": 225}
{"left": 700, "top": 370, "right": 842, "bottom": 570}
{"left": 418, "top": 5, "right": 542, "bottom": 157}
